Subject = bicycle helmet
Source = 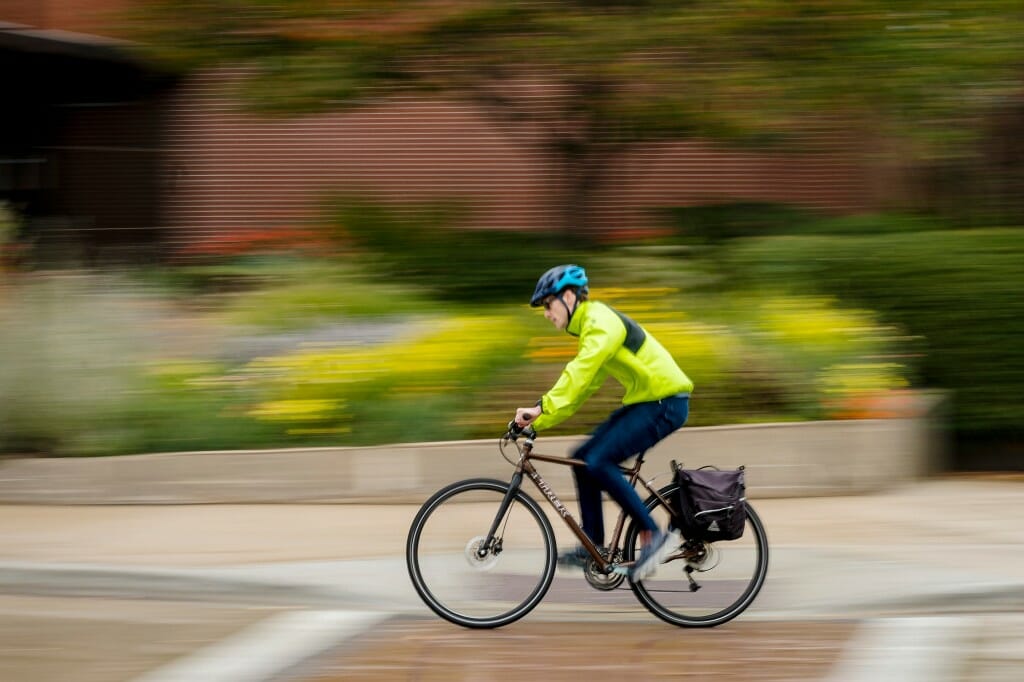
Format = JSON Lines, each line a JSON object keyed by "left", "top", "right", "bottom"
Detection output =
{"left": 530, "top": 264, "right": 589, "bottom": 307}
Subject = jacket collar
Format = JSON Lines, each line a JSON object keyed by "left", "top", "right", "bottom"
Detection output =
{"left": 566, "top": 300, "right": 590, "bottom": 336}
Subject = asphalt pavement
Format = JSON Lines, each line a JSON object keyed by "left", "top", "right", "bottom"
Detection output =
{"left": 1, "top": 475, "right": 1022, "bottom": 681}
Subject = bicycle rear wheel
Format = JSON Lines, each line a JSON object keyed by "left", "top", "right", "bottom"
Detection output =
{"left": 625, "top": 482, "right": 769, "bottom": 627}
{"left": 406, "top": 478, "right": 556, "bottom": 628}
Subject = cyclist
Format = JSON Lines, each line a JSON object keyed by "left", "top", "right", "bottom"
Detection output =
{"left": 514, "top": 264, "right": 693, "bottom": 581}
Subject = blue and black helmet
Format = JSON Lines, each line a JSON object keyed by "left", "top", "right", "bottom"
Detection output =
{"left": 530, "top": 264, "right": 589, "bottom": 307}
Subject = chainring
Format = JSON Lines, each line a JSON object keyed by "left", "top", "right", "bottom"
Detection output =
{"left": 584, "top": 548, "right": 626, "bottom": 591}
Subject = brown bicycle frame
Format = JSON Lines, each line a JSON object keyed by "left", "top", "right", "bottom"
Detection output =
{"left": 501, "top": 437, "right": 677, "bottom": 572}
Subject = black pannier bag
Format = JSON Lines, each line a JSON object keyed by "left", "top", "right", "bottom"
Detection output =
{"left": 673, "top": 465, "right": 747, "bottom": 542}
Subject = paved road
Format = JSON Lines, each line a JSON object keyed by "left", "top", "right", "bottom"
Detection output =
{"left": 0, "top": 476, "right": 1022, "bottom": 680}
{"left": 4, "top": 596, "right": 1020, "bottom": 682}
{"left": 0, "top": 595, "right": 277, "bottom": 682}
{"left": 297, "top": 617, "right": 857, "bottom": 682}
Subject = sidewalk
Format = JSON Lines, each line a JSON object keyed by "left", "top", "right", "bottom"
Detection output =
{"left": 3, "top": 476, "right": 1023, "bottom": 613}
{"left": 1, "top": 475, "right": 1023, "bottom": 680}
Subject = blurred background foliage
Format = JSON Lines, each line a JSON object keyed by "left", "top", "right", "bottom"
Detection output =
{"left": 726, "top": 227, "right": 1024, "bottom": 460}
{"left": 1, "top": 198, "right": 1019, "bottom": 465}
{"left": 0, "top": 210, "right": 924, "bottom": 457}
{"left": 2, "top": 1, "right": 1023, "bottom": 465}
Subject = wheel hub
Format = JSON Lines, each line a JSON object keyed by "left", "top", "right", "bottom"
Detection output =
{"left": 464, "top": 536, "right": 499, "bottom": 571}
{"left": 682, "top": 538, "right": 720, "bottom": 572}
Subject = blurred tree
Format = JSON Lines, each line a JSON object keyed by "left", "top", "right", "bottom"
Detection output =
{"left": 127, "top": 1, "right": 1024, "bottom": 231}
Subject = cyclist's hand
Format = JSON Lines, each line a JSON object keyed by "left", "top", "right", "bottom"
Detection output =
{"left": 514, "top": 406, "right": 541, "bottom": 429}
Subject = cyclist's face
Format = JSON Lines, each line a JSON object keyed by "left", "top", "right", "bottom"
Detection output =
{"left": 542, "top": 290, "right": 575, "bottom": 330}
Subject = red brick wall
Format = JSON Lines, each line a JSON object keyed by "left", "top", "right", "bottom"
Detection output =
{"left": 591, "top": 138, "right": 871, "bottom": 233}
{"left": 162, "top": 69, "right": 561, "bottom": 243}
{"left": 164, "top": 68, "right": 874, "bottom": 245}
{"left": 0, "top": 0, "right": 44, "bottom": 26}
{"left": 0, "top": 0, "right": 132, "bottom": 35}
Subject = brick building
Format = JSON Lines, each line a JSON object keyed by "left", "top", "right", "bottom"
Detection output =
{"left": 2, "top": 0, "right": 877, "bottom": 260}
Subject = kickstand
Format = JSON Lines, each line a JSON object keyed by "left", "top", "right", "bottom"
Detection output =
{"left": 684, "top": 565, "right": 702, "bottom": 592}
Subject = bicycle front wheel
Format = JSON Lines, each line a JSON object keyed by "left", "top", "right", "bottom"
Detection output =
{"left": 625, "top": 482, "right": 769, "bottom": 627}
{"left": 406, "top": 478, "right": 557, "bottom": 628}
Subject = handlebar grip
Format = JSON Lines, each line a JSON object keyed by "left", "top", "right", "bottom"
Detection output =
{"left": 505, "top": 420, "right": 537, "bottom": 440}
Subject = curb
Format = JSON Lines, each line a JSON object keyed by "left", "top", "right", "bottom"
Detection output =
{"left": 4, "top": 560, "right": 1023, "bottom": 619}
{"left": 0, "top": 412, "right": 946, "bottom": 504}
{"left": 0, "top": 562, "right": 392, "bottom": 610}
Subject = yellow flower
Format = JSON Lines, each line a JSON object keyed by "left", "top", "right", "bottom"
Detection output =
{"left": 756, "top": 296, "right": 878, "bottom": 351}
{"left": 249, "top": 399, "right": 340, "bottom": 422}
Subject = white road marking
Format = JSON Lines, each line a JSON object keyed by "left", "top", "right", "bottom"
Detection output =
{"left": 824, "top": 616, "right": 975, "bottom": 682}
{"left": 133, "top": 609, "right": 387, "bottom": 682}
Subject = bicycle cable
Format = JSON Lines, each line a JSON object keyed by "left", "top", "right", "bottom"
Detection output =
{"left": 498, "top": 435, "right": 521, "bottom": 467}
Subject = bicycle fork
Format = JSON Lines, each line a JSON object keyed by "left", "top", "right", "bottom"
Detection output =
{"left": 477, "top": 470, "right": 526, "bottom": 559}
{"left": 478, "top": 462, "right": 595, "bottom": 566}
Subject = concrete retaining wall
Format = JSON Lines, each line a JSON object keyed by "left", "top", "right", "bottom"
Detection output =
{"left": 0, "top": 408, "right": 947, "bottom": 504}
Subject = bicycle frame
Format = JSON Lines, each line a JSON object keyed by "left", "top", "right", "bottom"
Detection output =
{"left": 482, "top": 436, "right": 676, "bottom": 573}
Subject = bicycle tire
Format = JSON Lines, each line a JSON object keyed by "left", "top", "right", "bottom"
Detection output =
{"left": 625, "top": 482, "right": 769, "bottom": 627}
{"left": 406, "top": 478, "right": 557, "bottom": 628}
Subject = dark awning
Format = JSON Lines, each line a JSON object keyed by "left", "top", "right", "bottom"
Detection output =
{"left": 0, "top": 21, "right": 142, "bottom": 65}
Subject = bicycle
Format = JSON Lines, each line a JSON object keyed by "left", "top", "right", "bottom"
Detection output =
{"left": 406, "top": 422, "right": 770, "bottom": 628}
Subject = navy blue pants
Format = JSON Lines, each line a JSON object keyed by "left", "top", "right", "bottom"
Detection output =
{"left": 571, "top": 394, "right": 689, "bottom": 546}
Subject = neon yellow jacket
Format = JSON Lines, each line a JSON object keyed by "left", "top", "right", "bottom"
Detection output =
{"left": 532, "top": 300, "right": 694, "bottom": 431}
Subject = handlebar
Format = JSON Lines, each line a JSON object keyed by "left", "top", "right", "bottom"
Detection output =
{"left": 505, "top": 420, "right": 537, "bottom": 441}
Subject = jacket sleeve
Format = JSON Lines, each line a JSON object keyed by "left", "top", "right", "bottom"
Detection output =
{"left": 532, "top": 367, "right": 608, "bottom": 431}
{"left": 532, "top": 310, "right": 624, "bottom": 430}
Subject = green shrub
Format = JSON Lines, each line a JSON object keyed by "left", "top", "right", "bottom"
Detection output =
{"left": 661, "top": 202, "right": 817, "bottom": 244}
{"left": 661, "top": 203, "right": 950, "bottom": 245}
{"left": 727, "top": 227, "right": 1024, "bottom": 443}
{"left": 221, "top": 272, "right": 439, "bottom": 329}
{"left": 327, "top": 197, "right": 593, "bottom": 303}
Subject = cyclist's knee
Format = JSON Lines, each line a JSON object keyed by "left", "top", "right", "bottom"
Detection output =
{"left": 583, "top": 456, "right": 616, "bottom": 481}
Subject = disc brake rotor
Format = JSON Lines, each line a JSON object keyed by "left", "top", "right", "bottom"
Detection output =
{"left": 464, "top": 536, "right": 499, "bottom": 571}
